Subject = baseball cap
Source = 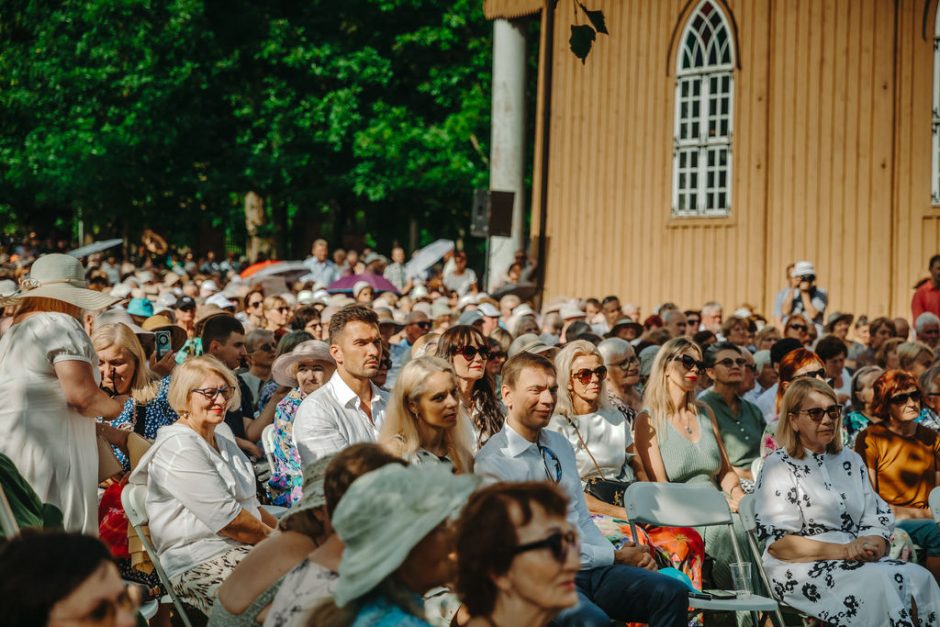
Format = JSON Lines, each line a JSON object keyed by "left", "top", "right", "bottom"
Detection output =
{"left": 176, "top": 295, "right": 196, "bottom": 311}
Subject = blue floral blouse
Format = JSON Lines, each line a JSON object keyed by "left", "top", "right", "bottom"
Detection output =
{"left": 96, "top": 376, "right": 178, "bottom": 471}
{"left": 266, "top": 387, "right": 305, "bottom": 507}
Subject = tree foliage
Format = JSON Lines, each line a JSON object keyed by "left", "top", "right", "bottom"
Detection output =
{"left": 0, "top": 0, "right": 493, "bottom": 256}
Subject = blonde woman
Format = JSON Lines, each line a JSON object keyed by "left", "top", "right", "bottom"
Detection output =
{"left": 379, "top": 356, "right": 475, "bottom": 473}
{"left": 548, "top": 340, "right": 705, "bottom": 590}
{"left": 130, "top": 355, "right": 277, "bottom": 614}
{"left": 633, "top": 337, "right": 748, "bottom": 589}
{"left": 897, "top": 341, "right": 934, "bottom": 377}
{"left": 93, "top": 322, "right": 177, "bottom": 471}
{"left": 753, "top": 378, "right": 940, "bottom": 623}
{"left": 262, "top": 295, "right": 291, "bottom": 333}
{"left": 0, "top": 253, "right": 124, "bottom": 534}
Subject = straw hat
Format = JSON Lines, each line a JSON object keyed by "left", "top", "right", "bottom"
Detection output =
{"left": 332, "top": 464, "right": 480, "bottom": 607}
{"left": 0, "top": 254, "right": 120, "bottom": 311}
{"left": 141, "top": 315, "right": 187, "bottom": 351}
{"left": 271, "top": 340, "right": 335, "bottom": 387}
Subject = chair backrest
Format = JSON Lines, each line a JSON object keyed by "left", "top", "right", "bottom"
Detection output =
{"left": 624, "top": 482, "right": 732, "bottom": 528}
{"left": 122, "top": 482, "right": 149, "bottom": 527}
{"left": 261, "top": 424, "right": 277, "bottom": 472}
{"left": 738, "top": 494, "right": 757, "bottom": 532}
{"left": 929, "top": 487, "right": 940, "bottom": 524}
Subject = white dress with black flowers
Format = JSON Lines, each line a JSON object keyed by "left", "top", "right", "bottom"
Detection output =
{"left": 754, "top": 447, "right": 940, "bottom": 626}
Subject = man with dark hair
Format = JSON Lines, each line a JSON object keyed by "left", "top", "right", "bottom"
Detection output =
{"left": 912, "top": 254, "right": 940, "bottom": 321}
{"left": 600, "top": 295, "right": 622, "bottom": 332}
{"left": 815, "top": 334, "right": 851, "bottom": 404}
{"left": 475, "top": 353, "right": 688, "bottom": 627}
{"left": 754, "top": 337, "right": 803, "bottom": 422}
{"left": 201, "top": 314, "right": 262, "bottom": 457}
{"left": 293, "top": 304, "right": 387, "bottom": 464}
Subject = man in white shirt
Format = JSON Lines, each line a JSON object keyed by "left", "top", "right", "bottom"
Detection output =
{"left": 293, "top": 305, "right": 388, "bottom": 464}
{"left": 475, "top": 352, "right": 688, "bottom": 627}
{"left": 303, "top": 238, "right": 341, "bottom": 288}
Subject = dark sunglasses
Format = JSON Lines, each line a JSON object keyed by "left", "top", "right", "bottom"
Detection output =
{"left": 572, "top": 366, "right": 608, "bottom": 385}
{"left": 673, "top": 354, "right": 706, "bottom": 373}
{"left": 256, "top": 343, "right": 276, "bottom": 353}
{"left": 788, "top": 323, "right": 809, "bottom": 333}
{"left": 794, "top": 368, "right": 826, "bottom": 381}
{"left": 248, "top": 301, "right": 263, "bottom": 309}
{"left": 415, "top": 321, "right": 432, "bottom": 330}
{"left": 715, "top": 357, "right": 748, "bottom": 369}
{"left": 277, "top": 306, "right": 291, "bottom": 313}
{"left": 191, "top": 385, "right": 234, "bottom": 401}
{"left": 790, "top": 404, "right": 842, "bottom": 422}
{"left": 890, "top": 390, "right": 922, "bottom": 405}
{"left": 454, "top": 345, "right": 491, "bottom": 361}
{"left": 539, "top": 444, "right": 562, "bottom": 483}
{"left": 513, "top": 530, "right": 579, "bottom": 564}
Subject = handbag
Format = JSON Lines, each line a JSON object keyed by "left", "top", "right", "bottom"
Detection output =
{"left": 565, "top": 416, "right": 633, "bottom": 506}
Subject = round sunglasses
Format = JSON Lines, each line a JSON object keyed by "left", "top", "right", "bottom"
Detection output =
{"left": 453, "top": 345, "right": 492, "bottom": 361}
{"left": 572, "top": 366, "right": 608, "bottom": 385}
{"left": 512, "top": 530, "right": 579, "bottom": 564}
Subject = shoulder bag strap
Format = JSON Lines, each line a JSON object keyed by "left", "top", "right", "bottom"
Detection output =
{"left": 564, "top": 416, "right": 607, "bottom": 480}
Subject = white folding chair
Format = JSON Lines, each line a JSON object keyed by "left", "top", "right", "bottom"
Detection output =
{"left": 261, "top": 424, "right": 277, "bottom": 476}
{"left": 928, "top": 486, "right": 940, "bottom": 524}
{"left": 738, "top": 495, "right": 791, "bottom": 627}
{"left": 121, "top": 483, "right": 194, "bottom": 627}
{"left": 0, "top": 483, "right": 20, "bottom": 538}
{"left": 624, "top": 482, "right": 780, "bottom": 625}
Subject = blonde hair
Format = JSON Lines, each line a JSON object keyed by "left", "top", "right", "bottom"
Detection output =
{"left": 553, "top": 340, "right": 611, "bottom": 417}
{"left": 378, "top": 356, "right": 474, "bottom": 473}
{"left": 14, "top": 297, "right": 83, "bottom": 320}
{"left": 92, "top": 323, "right": 159, "bottom": 403}
{"left": 642, "top": 337, "right": 703, "bottom": 431}
{"left": 167, "top": 355, "right": 240, "bottom": 415}
{"left": 411, "top": 332, "right": 440, "bottom": 358}
{"left": 898, "top": 341, "right": 934, "bottom": 371}
{"left": 775, "top": 378, "right": 843, "bottom": 459}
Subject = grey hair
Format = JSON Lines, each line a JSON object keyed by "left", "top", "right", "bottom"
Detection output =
{"left": 915, "top": 312, "right": 940, "bottom": 335}
{"left": 245, "top": 328, "right": 275, "bottom": 353}
{"left": 598, "top": 338, "right": 634, "bottom": 365}
{"left": 919, "top": 364, "right": 940, "bottom": 394}
{"left": 701, "top": 301, "right": 723, "bottom": 315}
{"left": 753, "top": 349, "right": 772, "bottom": 371}
{"left": 662, "top": 309, "right": 685, "bottom": 325}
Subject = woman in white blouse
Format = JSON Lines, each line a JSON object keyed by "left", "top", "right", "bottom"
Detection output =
{"left": 754, "top": 378, "right": 940, "bottom": 625}
{"left": 131, "top": 355, "right": 277, "bottom": 614}
{"left": 379, "top": 356, "right": 474, "bottom": 473}
{"left": 547, "top": 340, "right": 705, "bottom": 589}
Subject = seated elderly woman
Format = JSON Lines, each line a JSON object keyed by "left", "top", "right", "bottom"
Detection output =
{"left": 130, "top": 355, "right": 277, "bottom": 615}
{"left": 754, "top": 378, "right": 940, "bottom": 624}
{"left": 309, "top": 464, "right": 479, "bottom": 626}
{"left": 596, "top": 337, "right": 642, "bottom": 426}
{"left": 898, "top": 341, "right": 935, "bottom": 378}
{"left": 855, "top": 370, "right": 940, "bottom": 583}
{"left": 265, "top": 340, "right": 336, "bottom": 506}
{"left": 379, "top": 356, "right": 475, "bottom": 472}
{"left": 456, "top": 482, "right": 580, "bottom": 627}
{"left": 208, "top": 456, "right": 334, "bottom": 626}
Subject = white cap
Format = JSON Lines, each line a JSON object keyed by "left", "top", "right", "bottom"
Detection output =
{"left": 205, "top": 292, "right": 236, "bottom": 310}
{"left": 297, "top": 290, "right": 315, "bottom": 305}
{"left": 791, "top": 261, "right": 816, "bottom": 278}
{"left": 478, "top": 302, "right": 500, "bottom": 318}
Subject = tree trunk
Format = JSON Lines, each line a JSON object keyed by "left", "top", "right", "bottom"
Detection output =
{"left": 244, "top": 191, "right": 271, "bottom": 262}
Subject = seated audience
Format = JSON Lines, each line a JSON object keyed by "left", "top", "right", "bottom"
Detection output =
{"left": 843, "top": 366, "right": 885, "bottom": 444}
{"left": 0, "top": 531, "right": 139, "bottom": 627}
{"left": 256, "top": 330, "right": 315, "bottom": 413}
{"left": 596, "top": 337, "right": 642, "bottom": 426}
{"left": 815, "top": 334, "right": 851, "bottom": 404}
{"left": 379, "top": 356, "right": 475, "bottom": 472}
{"left": 265, "top": 340, "right": 336, "bottom": 506}
{"left": 456, "top": 482, "right": 580, "bottom": 627}
{"left": 898, "top": 341, "right": 935, "bottom": 377}
{"left": 130, "top": 355, "right": 277, "bottom": 614}
{"left": 920, "top": 364, "right": 940, "bottom": 428}
{"left": 754, "top": 378, "right": 940, "bottom": 623}
{"left": 309, "top": 464, "right": 480, "bottom": 625}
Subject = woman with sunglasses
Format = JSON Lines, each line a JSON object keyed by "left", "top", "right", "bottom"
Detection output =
{"left": 634, "top": 338, "right": 750, "bottom": 590}
{"left": 597, "top": 338, "right": 643, "bottom": 426}
{"left": 783, "top": 313, "right": 813, "bottom": 347}
{"left": 456, "top": 482, "right": 580, "bottom": 627}
{"left": 843, "top": 366, "right": 885, "bottom": 445}
{"left": 243, "top": 288, "right": 266, "bottom": 331}
{"left": 262, "top": 295, "right": 291, "bottom": 334}
{"left": 754, "top": 378, "right": 940, "bottom": 624}
{"left": 130, "top": 355, "right": 277, "bottom": 614}
{"left": 855, "top": 370, "right": 940, "bottom": 583}
{"left": 379, "top": 356, "right": 475, "bottom": 473}
{"left": 436, "top": 325, "right": 504, "bottom": 448}
{"left": 549, "top": 340, "right": 706, "bottom": 590}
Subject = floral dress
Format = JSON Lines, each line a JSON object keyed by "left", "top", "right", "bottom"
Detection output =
{"left": 754, "top": 447, "right": 940, "bottom": 625}
{"left": 265, "top": 388, "right": 305, "bottom": 507}
{"left": 96, "top": 376, "right": 178, "bottom": 471}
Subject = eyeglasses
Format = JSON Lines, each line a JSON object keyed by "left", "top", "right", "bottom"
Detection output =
{"left": 890, "top": 390, "right": 922, "bottom": 405}
{"left": 744, "top": 363, "right": 758, "bottom": 373}
{"left": 538, "top": 444, "right": 562, "bottom": 483}
{"left": 191, "top": 386, "right": 234, "bottom": 401}
{"left": 277, "top": 306, "right": 291, "bottom": 313}
{"left": 715, "top": 357, "right": 748, "bottom": 369}
{"left": 454, "top": 345, "right": 491, "bottom": 361}
{"left": 788, "top": 323, "right": 809, "bottom": 333}
{"left": 513, "top": 530, "right": 579, "bottom": 564}
{"left": 618, "top": 356, "right": 640, "bottom": 369}
{"left": 672, "top": 354, "right": 706, "bottom": 373}
{"left": 257, "top": 343, "right": 276, "bottom": 353}
{"left": 794, "top": 368, "right": 826, "bottom": 381}
{"left": 790, "top": 404, "right": 842, "bottom": 422}
{"left": 572, "top": 366, "right": 608, "bottom": 385}
{"left": 415, "top": 321, "right": 432, "bottom": 330}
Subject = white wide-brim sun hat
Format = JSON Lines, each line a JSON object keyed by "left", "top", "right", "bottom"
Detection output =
{"left": 271, "top": 340, "right": 335, "bottom": 387}
{"left": 0, "top": 253, "right": 121, "bottom": 311}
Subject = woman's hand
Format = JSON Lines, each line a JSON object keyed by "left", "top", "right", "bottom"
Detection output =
{"left": 151, "top": 350, "right": 177, "bottom": 377}
{"left": 96, "top": 421, "right": 130, "bottom": 451}
{"left": 858, "top": 535, "right": 887, "bottom": 561}
{"left": 725, "top": 486, "right": 745, "bottom": 513}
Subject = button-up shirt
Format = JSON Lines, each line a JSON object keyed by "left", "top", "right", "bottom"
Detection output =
{"left": 292, "top": 371, "right": 388, "bottom": 465}
{"left": 302, "top": 258, "right": 341, "bottom": 288}
{"left": 474, "top": 424, "right": 615, "bottom": 570}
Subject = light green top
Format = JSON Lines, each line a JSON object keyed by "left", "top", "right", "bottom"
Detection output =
{"left": 700, "top": 391, "right": 763, "bottom": 469}
{"left": 207, "top": 575, "right": 285, "bottom": 627}
{"left": 657, "top": 409, "right": 721, "bottom": 486}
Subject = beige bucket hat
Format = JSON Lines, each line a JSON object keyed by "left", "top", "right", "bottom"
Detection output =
{"left": 0, "top": 253, "right": 121, "bottom": 311}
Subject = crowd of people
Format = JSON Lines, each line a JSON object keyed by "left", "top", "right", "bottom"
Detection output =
{"left": 3, "top": 240, "right": 940, "bottom": 626}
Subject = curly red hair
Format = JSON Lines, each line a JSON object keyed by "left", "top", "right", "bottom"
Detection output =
{"left": 871, "top": 369, "right": 920, "bottom": 420}
{"left": 776, "top": 348, "right": 825, "bottom": 411}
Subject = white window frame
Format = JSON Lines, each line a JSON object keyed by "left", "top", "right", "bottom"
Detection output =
{"left": 672, "top": 0, "right": 735, "bottom": 217}
{"left": 933, "top": 7, "right": 940, "bottom": 205}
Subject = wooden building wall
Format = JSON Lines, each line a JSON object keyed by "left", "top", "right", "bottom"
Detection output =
{"left": 531, "top": 0, "right": 937, "bottom": 319}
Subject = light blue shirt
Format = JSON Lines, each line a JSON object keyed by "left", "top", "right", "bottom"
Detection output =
{"left": 303, "top": 258, "right": 341, "bottom": 288}
{"left": 474, "top": 424, "right": 615, "bottom": 570}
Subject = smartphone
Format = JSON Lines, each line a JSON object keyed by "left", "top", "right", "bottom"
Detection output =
{"left": 704, "top": 589, "right": 737, "bottom": 599}
{"left": 155, "top": 329, "right": 173, "bottom": 359}
{"left": 688, "top": 592, "right": 713, "bottom": 600}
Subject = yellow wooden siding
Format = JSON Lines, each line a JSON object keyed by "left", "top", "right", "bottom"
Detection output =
{"left": 531, "top": 0, "right": 936, "bottom": 319}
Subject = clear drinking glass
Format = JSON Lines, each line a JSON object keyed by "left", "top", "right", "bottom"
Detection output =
{"left": 730, "top": 562, "right": 752, "bottom": 598}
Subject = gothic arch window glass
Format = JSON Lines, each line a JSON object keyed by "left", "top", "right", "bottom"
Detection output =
{"left": 672, "top": 0, "right": 735, "bottom": 217}
{"left": 933, "top": 7, "right": 940, "bottom": 204}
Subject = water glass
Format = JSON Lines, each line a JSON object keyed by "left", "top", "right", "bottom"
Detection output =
{"left": 729, "top": 562, "right": 752, "bottom": 598}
